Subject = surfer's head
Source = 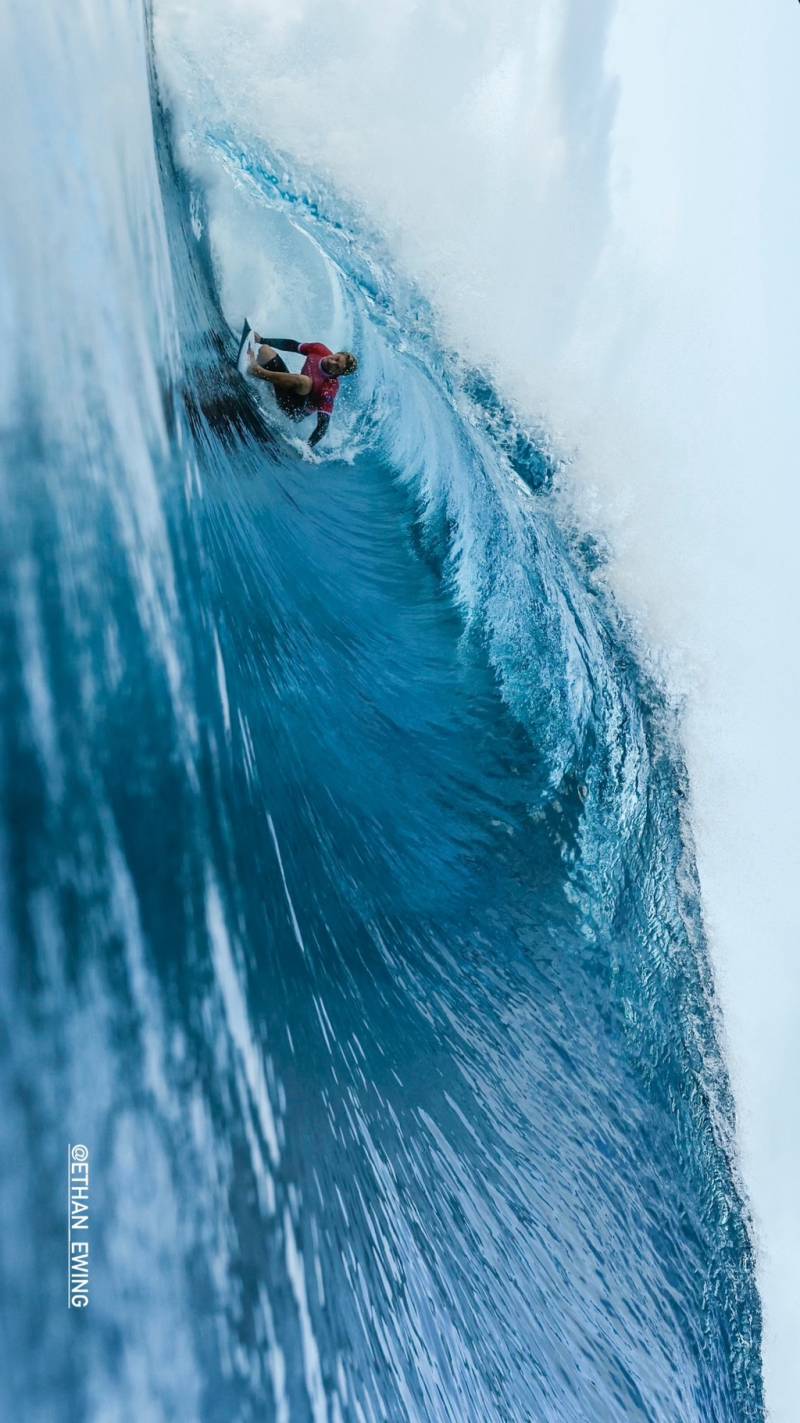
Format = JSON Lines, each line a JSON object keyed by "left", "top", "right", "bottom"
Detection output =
{"left": 326, "top": 351, "right": 358, "bottom": 377}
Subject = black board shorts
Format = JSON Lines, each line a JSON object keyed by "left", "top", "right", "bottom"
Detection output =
{"left": 261, "top": 354, "right": 310, "bottom": 421}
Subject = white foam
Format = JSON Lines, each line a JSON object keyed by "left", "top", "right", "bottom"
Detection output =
{"left": 154, "top": 2, "right": 800, "bottom": 1413}
{"left": 206, "top": 872, "right": 281, "bottom": 1169}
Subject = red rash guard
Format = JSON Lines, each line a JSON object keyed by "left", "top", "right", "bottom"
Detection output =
{"left": 298, "top": 343, "right": 339, "bottom": 415}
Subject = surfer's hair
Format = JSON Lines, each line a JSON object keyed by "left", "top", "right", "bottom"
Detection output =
{"left": 340, "top": 352, "right": 358, "bottom": 375}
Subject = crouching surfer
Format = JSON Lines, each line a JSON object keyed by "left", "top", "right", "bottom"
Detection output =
{"left": 249, "top": 336, "right": 357, "bottom": 448}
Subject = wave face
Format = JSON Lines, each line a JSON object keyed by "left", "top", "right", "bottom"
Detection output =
{"left": 0, "top": 3, "right": 763, "bottom": 1420}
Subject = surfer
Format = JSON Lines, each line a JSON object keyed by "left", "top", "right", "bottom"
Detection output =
{"left": 248, "top": 335, "right": 358, "bottom": 448}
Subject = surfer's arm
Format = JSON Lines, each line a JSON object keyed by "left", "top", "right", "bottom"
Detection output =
{"left": 256, "top": 336, "right": 301, "bottom": 353}
{"left": 308, "top": 413, "right": 330, "bottom": 448}
{"left": 248, "top": 365, "right": 312, "bottom": 398}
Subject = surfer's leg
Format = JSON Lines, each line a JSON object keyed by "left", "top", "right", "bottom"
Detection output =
{"left": 252, "top": 350, "right": 313, "bottom": 398}
{"left": 256, "top": 346, "right": 287, "bottom": 371}
{"left": 248, "top": 353, "right": 313, "bottom": 413}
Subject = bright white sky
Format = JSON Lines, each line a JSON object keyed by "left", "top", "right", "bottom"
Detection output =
{"left": 604, "top": 8, "right": 799, "bottom": 1418}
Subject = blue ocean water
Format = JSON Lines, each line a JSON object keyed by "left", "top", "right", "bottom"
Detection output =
{"left": 0, "top": 3, "right": 763, "bottom": 1419}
